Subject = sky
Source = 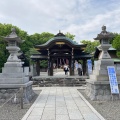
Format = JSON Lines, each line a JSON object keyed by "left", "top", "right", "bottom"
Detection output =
{"left": 0, "top": 0, "right": 120, "bottom": 43}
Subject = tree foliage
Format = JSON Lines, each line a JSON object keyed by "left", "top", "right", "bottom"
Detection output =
{"left": 81, "top": 40, "right": 100, "bottom": 53}
{"left": 0, "top": 23, "right": 27, "bottom": 72}
{"left": 25, "top": 48, "right": 39, "bottom": 64}
{"left": 110, "top": 32, "right": 119, "bottom": 44}
{"left": 112, "top": 34, "right": 120, "bottom": 50}
{"left": 40, "top": 60, "right": 48, "bottom": 68}
{"left": 112, "top": 34, "right": 120, "bottom": 58}
{"left": 116, "top": 51, "right": 120, "bottom": 58}
{"left": 21, "top": 32, "right": 54, "bottom": 53}
{"left": 0, "top": 23, "right": 55, "bottom": 70}
{"left": 65, "top": 32, "right": 75, "bottom": 40}
{"left": 0, "top": 23, "right": 93, "bottom": 70}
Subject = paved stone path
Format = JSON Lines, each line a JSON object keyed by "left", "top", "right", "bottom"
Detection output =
{"left": 22, "top": 87, "right": 105, "bottom": 120}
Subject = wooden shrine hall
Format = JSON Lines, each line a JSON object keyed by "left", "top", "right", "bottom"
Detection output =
{"left": 31, "top": 32, "right": 92, "bottom": 76}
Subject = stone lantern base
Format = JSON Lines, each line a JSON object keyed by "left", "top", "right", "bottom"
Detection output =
{"left": 0, "top": 82, "right": 34, "bottom": 103}
{"left": 85, "top": 80, "right": 120, "bottom": 100}
{"left": 85, "top": 59, "right": 120, "bottom": 100}
{"left": 0, "top": 61, "right": 34, "bottom": 103}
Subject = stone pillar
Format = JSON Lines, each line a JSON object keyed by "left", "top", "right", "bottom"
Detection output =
{"left": 30, "top": 64, "right": 36, "bottom": 76}
{"left": 33, "top": 64, "right": 37, "bottom": 76}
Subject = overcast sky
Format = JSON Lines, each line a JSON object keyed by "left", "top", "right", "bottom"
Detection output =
{"left": 0, "top": 0, "right": 120, "bottom": 43}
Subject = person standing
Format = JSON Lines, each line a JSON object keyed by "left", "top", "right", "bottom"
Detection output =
{"left": 64, "top": 64, "right": 69, "bottom": 75}
{"left": 78, "top": 62, "right": 82, "bottom": 76}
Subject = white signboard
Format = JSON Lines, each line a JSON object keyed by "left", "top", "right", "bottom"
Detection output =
{"left": 107, "top": 66, "right": 119, "bottom": 94}
{"left": 87, "top": 59, "right": 92, "bottom": 75}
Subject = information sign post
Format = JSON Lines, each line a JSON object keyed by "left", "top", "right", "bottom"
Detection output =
{"left": 107, "top": 66, "right": 120, "bottom": 100}
{"left": 87, "top": 59, "right": 92, "bottom": 75}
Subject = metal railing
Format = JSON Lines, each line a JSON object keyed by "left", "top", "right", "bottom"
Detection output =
{"left": 0, "top": 87, "right": 24, "bottom": 109}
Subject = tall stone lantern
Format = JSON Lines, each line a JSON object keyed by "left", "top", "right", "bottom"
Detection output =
{"left": 4, "top": 28, "right": 23, "bottom": 63}
{"left": 0, "top": 28, "right": 34, "bottom": 103}
{"left": 2, "top": 28, "right": 25, "bottom": 76}
{"left": 85, "top": 26, "right": 120, "bottom": 100}
{"left": 94, "top": 25, "right": 113, "bottom": 59}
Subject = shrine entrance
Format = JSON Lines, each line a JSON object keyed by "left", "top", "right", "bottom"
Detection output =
{"left": 49, "top": 56, "right": 71, "bottom": 76}
{"left": 53, "top": 56, "right": 70, "bottom": 69}
{"left": 31, "top": 32, "right": 92, "bottom": 76}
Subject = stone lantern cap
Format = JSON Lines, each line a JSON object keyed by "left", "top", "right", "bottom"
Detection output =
{"left": 4, "top": 28, "right": 22, "bottom": 43}
{"left": 94, "top": 25, "right": 113, "bottom": 41}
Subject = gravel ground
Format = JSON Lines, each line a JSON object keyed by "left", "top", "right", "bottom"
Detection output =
{"left": 78, "top": 89, "right": 120, "bottom": 120}
{"left": 1, "top": 88, "right": 120, "bottom": 120}
{"left": 0, "top": 89, "right": 41, "bottom": 120}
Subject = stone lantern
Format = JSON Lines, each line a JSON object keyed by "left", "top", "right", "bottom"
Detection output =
{"left": 94, "top": 25, "right": 113, "bottom": 59}
{"left": 0, "top": 28, "right": 34, "bottom": 103}
{"left": 4, "top": 28, "right": 23, "bottom": 63}
{"left": 85, "top": 26, "right": 120, "bottom": 100}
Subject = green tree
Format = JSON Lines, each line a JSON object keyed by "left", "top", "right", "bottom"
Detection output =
{"left": 0, "top": 23, "right": 28, "bottom": 71}
{"left": 39, "top": 32, "right": 54, "bottom": 44}
{"left": 40, "top": 60, "right": 48, "bottom": 68}
{"left": 65, "top": 32, "right": 75, "bottom": 40}
{"left": 0, "top": 37, "right": 8, "bottom": 72}
{"left": 112, "top": 34, "right": 120, "bottom": 58}
{"left": 0, "top": 23, "right": 77, "bottom": 69}
{"left": 81, "top": 40, "right": 100, "bottom": 53}
{"left": 112, "top": 35, "right": 120, "bottom": 50}
{"left": 24, "top": 48, "right": 39, "bottom": 65}
{"left": 110, "top": 32, "right": 119, "bottom": 44}
{"left": 22, "top": 32, "right": 54, "bottom": 55}
{"left": 23, "top": 32, "right": 54, "bottom": 67}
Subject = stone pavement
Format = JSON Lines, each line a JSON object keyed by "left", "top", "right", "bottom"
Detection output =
{"left": 22, "top": 87, "right": 105, "bottom": 120}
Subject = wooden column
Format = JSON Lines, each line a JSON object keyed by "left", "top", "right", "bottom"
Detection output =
{"left": 36, "top": 60, "right": 40, "bottom": 76}
{"left": 70, "top": 48, "right": 74, "bottom": 76}
{"left": 83, "top": 59, "right": 87, "bottom": 75}
{"left": 47, "top": 49, "right": 50, "bottom": 76}
{"left": 50, "top": 58, "right": 53, "bottom": 76}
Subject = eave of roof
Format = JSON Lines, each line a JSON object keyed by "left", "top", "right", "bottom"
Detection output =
{"left": 35, "top": 36, "right": 86, "bottom": 48}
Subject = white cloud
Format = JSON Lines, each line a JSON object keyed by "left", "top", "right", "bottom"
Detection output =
{"left": 63, "top": 7, "right": 120, "bottom": 42}
{"left": 0, "top": 0, "right": 120, "bottom": 43}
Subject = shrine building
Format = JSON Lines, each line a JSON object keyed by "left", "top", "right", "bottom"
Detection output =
{"left": 31, "top": 32, "right": 92, "bottom": 76}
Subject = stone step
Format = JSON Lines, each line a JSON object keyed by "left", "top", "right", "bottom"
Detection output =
{"left": 32, "top": 78, "right": 86, "bottom": 87}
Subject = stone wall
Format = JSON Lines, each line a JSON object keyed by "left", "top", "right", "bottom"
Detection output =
{"left": 0, "top": 88, "right": 18, "bottom": 103}
{"left": 33, "top": 78, "right": 86, "bottom": 87}
{"left": 0, "top": 84, "right": 34, "bottom": 103}
{"left": 85, "top": 81, "right": 120, "bottom": 100}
